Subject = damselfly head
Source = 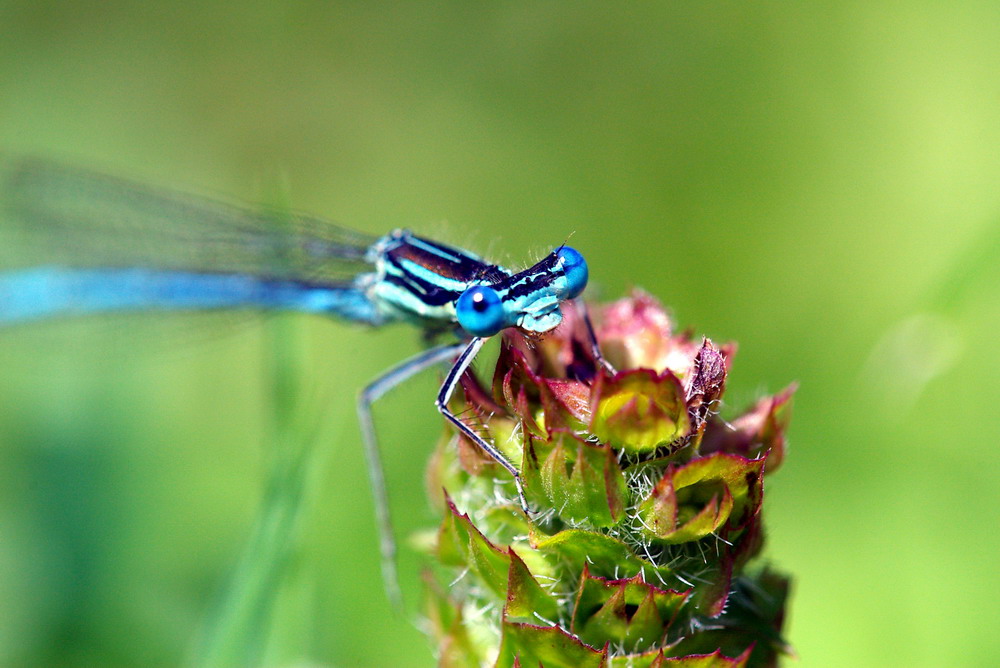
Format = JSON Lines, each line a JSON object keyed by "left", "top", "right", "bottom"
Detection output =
{"left": 454, "top": 246, "right": 589, "bottom": 338}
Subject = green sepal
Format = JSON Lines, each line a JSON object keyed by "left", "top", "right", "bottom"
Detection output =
{"left": 591, "top": 369, "right": 690, "bottom": 453}
{"left": 530, "top": 528, "right": 657, "bottom": 582}
{"left": 607, "top": 649, "right": 674, "bottom": 668}
{"left": 653, "top": 648, "right": 751, "bottom": 667}
{"left": 637, "top": 453, "right": 765, "bottom": 544}
{"left": 504, "top": 547, "right": 561, "bottom": 624}
{"left": 523, "top": 432, "right": 627, "bottom": 527}
{"left": 480, "top": 504, "right": 532, "bottom": 546}
{"left": 571, "top": 566, "right": 689, "bottom": 651}
{"left": 494, "top": 621, "right": 607, "bottom": 668}
{"left": 437, "top": 494, "right": 511, "bottom": 597}
{"left": 669, "top": 570, "right": 793, "bottom": 665}
{"left": 606, "top": 647, "right": 750, "bottom": 668}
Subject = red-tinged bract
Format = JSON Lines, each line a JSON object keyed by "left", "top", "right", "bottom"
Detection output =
{"left": 423, "top": 291, "right": 794, "bottom": 667}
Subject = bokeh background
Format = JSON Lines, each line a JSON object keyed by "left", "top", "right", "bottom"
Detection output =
{"left": 1, "top": 2, "right": 998, "bottom": 666}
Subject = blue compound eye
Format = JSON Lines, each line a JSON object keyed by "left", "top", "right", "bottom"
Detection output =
{"left": 456, "top": 285, "right": 507, "bottom": 337}
{"left": 556, "top": 246, "right": 588, "bottom": 299}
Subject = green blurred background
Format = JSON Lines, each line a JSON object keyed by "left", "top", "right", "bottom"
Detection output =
{"left": 1, "top": 2, "right": 998, "bottom": 666}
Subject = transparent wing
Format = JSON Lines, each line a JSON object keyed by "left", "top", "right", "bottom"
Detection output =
{"left": 0, "top": 156, "right": 378, "bottom": 285}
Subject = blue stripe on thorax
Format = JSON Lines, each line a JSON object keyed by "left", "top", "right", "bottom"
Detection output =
{"left": 393, "top": 257, "right": 472, "bottom": 293}
{"left": 403, "top": 235, "right": 469, "bottom": 265}
{"left": 369, "top": 231, "right": 513, "bottom": 324}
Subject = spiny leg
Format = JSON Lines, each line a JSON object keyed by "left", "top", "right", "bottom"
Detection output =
{"left": 576, "top": 296, "right": 616, "bottom": 374}
{"left": 434, "top": 337, "right": 530, "bottom": 512}
{"left": 358, "top": 342, "right": 467, "bottom": 607}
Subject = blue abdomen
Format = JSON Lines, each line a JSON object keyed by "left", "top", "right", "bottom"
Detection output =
{"left": 0, "top": 267, "right": 380, "bottom": 326}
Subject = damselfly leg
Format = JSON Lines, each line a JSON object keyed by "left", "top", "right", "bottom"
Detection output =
{"left": 435, "top": 337, "right": 530, "bottom": 511}
{"left": 576, "top": 297, "right": 616, "bottom": 375}
{"left": 357, "top": 342, "right": 467, "bottom": 607}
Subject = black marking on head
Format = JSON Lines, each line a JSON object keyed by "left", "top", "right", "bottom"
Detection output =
{"left": 492, "top": 251, "right": 562, "bottom": 299}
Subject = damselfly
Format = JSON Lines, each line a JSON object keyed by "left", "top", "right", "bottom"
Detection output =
{"left": 0, "top": 156, "right": 607, "bottom": 602}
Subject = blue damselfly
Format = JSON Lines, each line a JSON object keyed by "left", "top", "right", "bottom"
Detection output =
{"left": 0, "top": 156, "right": 608, "bottom": 602}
